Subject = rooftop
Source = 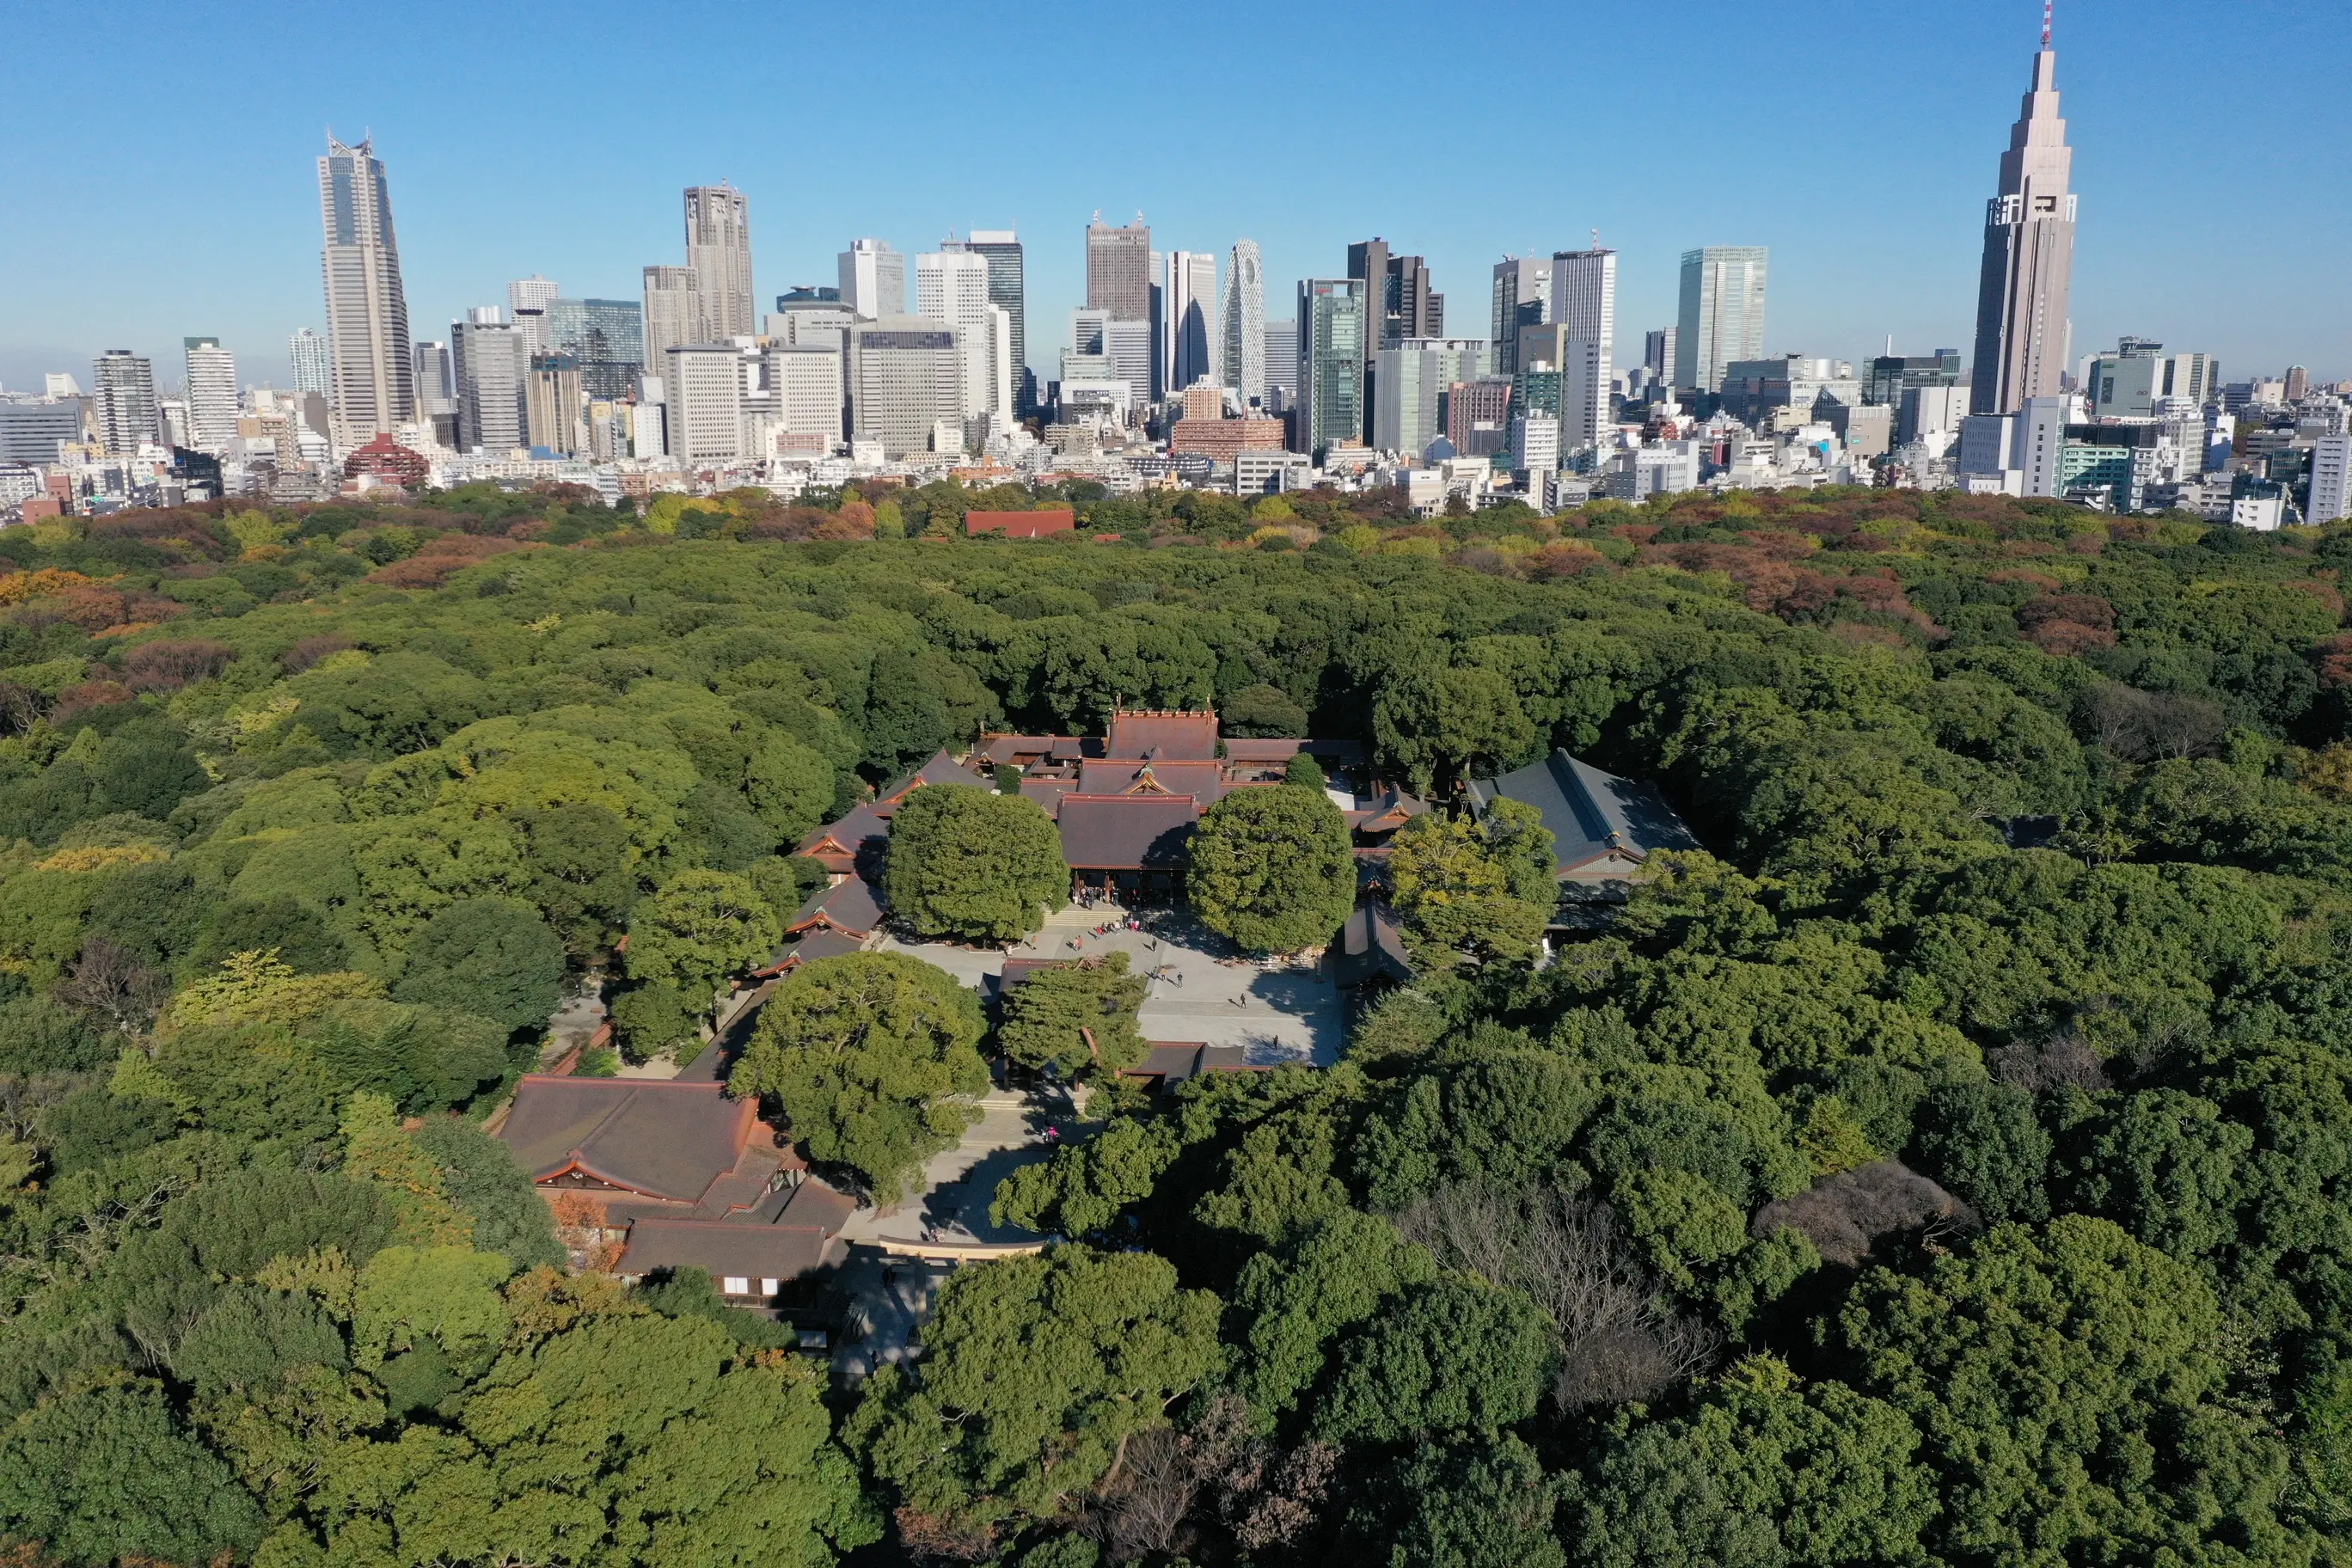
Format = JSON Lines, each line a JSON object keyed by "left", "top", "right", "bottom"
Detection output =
{"left": 1106, "top": 709, "right": 1219, "bottom": 761}
{"left": 1466, "top": 749, "right": 1700, "bottom": 876}
{"left": 1056, "top": 793, "right": 1198, "bottom": 870}
{"left": 499, "top": 1076, "right": 756, "bottom": 1204}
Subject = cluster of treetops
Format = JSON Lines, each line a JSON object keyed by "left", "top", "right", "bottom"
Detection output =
{"left": 0, "top": 475, "right": 2348, "bottom": 1563}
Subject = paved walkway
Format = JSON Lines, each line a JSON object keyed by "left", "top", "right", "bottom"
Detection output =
{"left": 1008, "top": 908, "right": 1345, "bottom": 1066}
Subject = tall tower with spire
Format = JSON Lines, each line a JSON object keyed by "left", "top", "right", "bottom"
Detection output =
{"left": 1969, "top": 3, "right": 2077, "bottom": 416}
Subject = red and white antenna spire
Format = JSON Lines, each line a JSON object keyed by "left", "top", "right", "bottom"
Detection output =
{"left": 2042, "top": 0, "right": 2052, "bottom": 47}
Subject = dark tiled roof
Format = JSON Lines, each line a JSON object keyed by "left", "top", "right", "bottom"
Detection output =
{"left": 1347, "top": 786, "right": 1430, "bottom": 834}
{"left": 1056, "top": 793, "right": 1198, "bottom": 871}
{"left": 1465, "top": 750, "right": 1700, "bottom": 873}
{"left": 795, "top": 802, "right": 891, "bottom": 861}
{"left": 1077, "top": 758, "right": 1226, "bottom": 805}
{"left": 787, "top": 874, "right": 885, "bottom": 936}
{"left": 1106, "top": 709, "right": 1218, "bottom": 761}
{"left": 975, "top": 734, "right": 1068, "bottom": 766}
{"left": 499, "top": 1077, "right": 754, "bottom": 1203}
{"left": 1121, "top": 1041, "right": 1262, "bottom": 1087}
{"left": 1337, "top": 903, "right": 1415, "bottom": 987}
{"left": 1020, "top": 777, "right": 1075, "bottom": 818}
{"left": 614, "top": 1214, "right": 845, "bottom": 1283}
{"left": 877, "top": 750, "right": 992, "bottom": 808}
{"left": 769, "top": 928, "right": 868, "bottom": 974}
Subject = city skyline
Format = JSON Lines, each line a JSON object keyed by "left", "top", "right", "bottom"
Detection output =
{"left": 2, "top": 0, "right": 2343, "bottom": 395}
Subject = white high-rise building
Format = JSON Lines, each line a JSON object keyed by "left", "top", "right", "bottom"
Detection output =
{"left": 847, "top": 316, "right": 962, "bottom": 459}
{"left": 316, "top": 135, "right": 416, "bottom": 438}
{"left": 764, "top": 346, "right": 846, "bottom": 448}
{"left": 839, "top": 239, "right": 905, "bottom": 321}
{"left": 2311, "top": 433, "right": 2352, "bottom": 524}
{"left": 92, "top": 350, "right": 158, "bottom": 455}
{"left": 1674, "top": 247, "right": 1767, "bottom": 393}
{"left": 1219, "top": 240, "right": 1266, "bottom": 410}
{"left": 290, "top": 328, "right": 333, "bottom": 396}
{"left": 1549, "top": 248, "right": 1616, "bottom": 455}
{"left": 683, "top": 186, "right": 755, "bottom": 340}
{"left": 916, "top": 249, "right": 1007, "bottom": 416}
{"left": 664, "top": 343, "right": 748, "bottom": 462}
{"left": 181, "top": 338, "right": 238, "bottom": 452}
{"left": 1165, "top": 251, "right": 1217, "bottom": 393}
{"left": 506, "top": 275, "right": 558, "bottom": 317}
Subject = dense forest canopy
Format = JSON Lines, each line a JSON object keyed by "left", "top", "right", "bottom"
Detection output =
{"left": 1, "top": 477, "right": 2350, "bottom": 1565}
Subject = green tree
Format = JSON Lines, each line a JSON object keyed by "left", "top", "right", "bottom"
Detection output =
{"left": 1188, "top": 786, "right": 1355, "bottom": 953}
{"left": 1387, "top": 814, "right": 1548, "bottom": 963}
{"left": 1233, "top": 1209, "right": 1439, "bottom": 1424}
{"left": 1344, "top": 1433, "right": 1566, "bottom": 1568}
{"left": 1559, "top": 1355, "right": 1935, "bottom": 1568}
{"left": 1283, "top": 750, "right": 1328, "bottom": 790}
{"left": 0, "top": 1381, "right": 266, "bottom": 1565}
{"left": 997, "top": 953, "right": 1147, "bottom": 1078}
{"left": 885, "top": 784, "right": 1068, "bottom": 942}
{"left": 512, "top": 800, "right": 640, "bottom": 955}
{"left": 609, "top": 979, "right": 701, "bottom": 1063}
{"left": 391, "top": 895, "right": 567, "bottom": 1030}
{"left": 193, "top": 893, "right": 353, "bottom": 974}
{"left": 1832, "top": 1216, "right": 2316, "bottom": 1565}
{"left": 1226, "top": 683, "right": 1312, "bottom": 738}
{"left": 1481, "top": 797, "right": 1559, "bottom": 907}
{"left": 1910, "top": 1078, "right": 2051, "bottom": 1224}
{"left": 990, "top": 1115, "right": 1179, "bottom": 1238}
{"left": 1312, "top": 1274, "right": 1557, "bottom": 1443}
{"left": 848, "top": 1246, "right": 1221, "bottom": 1531}
{"left": 625, "top": 869, "right": 781, "bottom": 1000}
{"left": 729, "top": 952, "right": 988, "bottom": 1200}
{"left": 409, "top": 1115, "right": 565, "bottom": 1271}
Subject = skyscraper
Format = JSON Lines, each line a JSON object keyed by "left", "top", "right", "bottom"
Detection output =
{"left": 1969, "top": 16, "right": 2077, "bottom": 416}
{"left": 1219, "top": 241, "right": 1266, "bottom": 410}
{"left": 641, "top": 266, "right": 700, "bottom": 383}
{"left": 959, "top": 231, "right": 1028, "bottom": 411}
{"left": 1374, "top": 338, "right": 1485, "bottom": 456}
{"left": 1642, "top": 328, "right": 1676, "bottom": 380}
{"left": 290, "top": 328, "right": 333, "bottom": 395}
{"left": 92, "top": 350, "right": 158, "bottom": 456}
{"left": 1549, "top": 248, "right": 1616, "bottom": 454}
{"left": 846, "top": 317, "right": 964, "bottom": 458}
{"left": 1674, "top": 247, "right": 1768, "bottom": 394}
{"left": 413, "top": 341, "right": 454, "bottom": 409}
{"left": 916, "top": 248, "right": 1009, "bottom": 416}
{"left": 838, "top": 240, "right": 905, "bottom": 321}
{"left": 451, "top": 310, "right": 526, "bottom": 454}
{"left": 1086, "top": 216, "right": 1151, "bottom": 322}
{"left": 683, "top": 186, "right": 755, "bottom": 340}
{"left": 544, "top": 298, "right": 646, "bottom": 399}
{"left": 1165, "top": 251, "right": 1218, "bottom": 393}
{"left": 507, "top": 275, "right": 558, "bottom": 317}
{"left": 316, "top": 135, "right": 416, "bottom": 438}
{"left": 1297, "top": 279, "right": 1368, "bottom": 459}
{"left": 1490, "top": 256, "right": 1551, "bottom": 377}
{"left": 181, "top": 338, "right": 237, "bottom": 452}
{"left": 1350, "top": 240, "right": 1443, "bottom": 444}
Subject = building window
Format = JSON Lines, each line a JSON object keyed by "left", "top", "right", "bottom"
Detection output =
{"left": 722, "top": 1276, "right": 750, "bottom": 1295}
{"left": 760, "top": 1277, "right": 781, "bottom": 1295}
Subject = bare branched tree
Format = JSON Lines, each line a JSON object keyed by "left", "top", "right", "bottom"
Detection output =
{"left": 1092, "top": 1427, "right": 1197, "bottom": 1562}
{"left": 52, "top": 940, "right": 169, "bottom": 1038}
{"left": 1398, "top": 1182, "right": 1719, "bottom": 1410}
{"left": 1990, "top": 1029, "right": 2109, "bottom": 1094}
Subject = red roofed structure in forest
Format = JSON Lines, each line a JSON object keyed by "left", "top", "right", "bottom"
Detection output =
{"left": 967, "top": 509, "right": 1075, "bottom": 538}
{"left": 1057, "top": 793, "right": 1199, "bottom": 873}
{"left": 1106, "top": 709, "right": 1219, "bottom": 760}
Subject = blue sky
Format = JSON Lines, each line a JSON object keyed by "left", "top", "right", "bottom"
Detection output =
{"left": 2, "top": 0, "right": 2343, "bottom": 393}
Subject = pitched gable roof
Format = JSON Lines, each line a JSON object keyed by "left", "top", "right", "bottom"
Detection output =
{"left": 1466, "top": 750, "right": 1700, "bottom": 873}
{"left": 1056, "top": 793, "right": 1198, "bottom": 870}
{"left": 795, "top": 802, "right": 891, "bottom": 863}
{"left": 876, "top": 750, "right": 991, "bottom": 809}
{"left": 787, "top": 874, "right": 885, "bottom": 937}
{"left": 499, "top": 1077, "right": 755, "bottom": 1204}
{"left": 1077, "top": 757, "right": 1226, "bottom": 805}
{"left": 1106, "top": 709, "right": 1219, "bottom": 762}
